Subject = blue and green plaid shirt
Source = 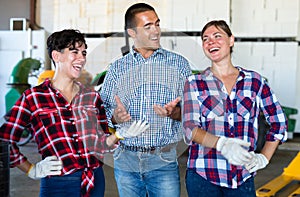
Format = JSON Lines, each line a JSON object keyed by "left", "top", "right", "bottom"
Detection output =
{"left": 100, "top": 47, "right": 191, "bottom": 147}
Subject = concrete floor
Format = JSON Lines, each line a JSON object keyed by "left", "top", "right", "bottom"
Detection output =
{"left": 6, "top": 136, "right": 300, "bottom": 197}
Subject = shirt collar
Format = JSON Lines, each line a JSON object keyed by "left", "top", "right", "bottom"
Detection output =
{"left": 130, "top": 46, "right": 165, "bottom": 58}
{"left": 41, "top": 78, "right": 84, "bottom": 93}
{"left": 202, "top": 66, "right": 247, "bottom": 80}
{"left": 41, "top": 78, "right": 52, "bottom": 89}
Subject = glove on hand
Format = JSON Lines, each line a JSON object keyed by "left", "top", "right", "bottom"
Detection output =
{"left": 244, "top": 151, "right": 269, "bottom": 173}
{"left": 115, "top": 120, "right": 150, "bottom": 140}
{"left": 27, "top": 156, "right": 62, "bottom": 180}
{"left": 216, "top": 136, "right": 253, "bottom": 166}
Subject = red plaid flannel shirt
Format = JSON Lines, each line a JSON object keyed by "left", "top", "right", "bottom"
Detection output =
{"left": 0, "top": 79, "right": 110, "bottom": 196}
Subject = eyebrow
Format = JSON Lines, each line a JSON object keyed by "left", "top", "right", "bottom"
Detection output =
{"left": 143, "top": 19, "right": 160, "bottom": 27}
{"left": 203, "top": 31, "right": 221, "bottom": 38}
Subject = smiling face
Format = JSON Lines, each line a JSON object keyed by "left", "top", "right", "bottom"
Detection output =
{"left": 52, "top": 42, "right": 87, "bottom": 80}
{"left": 202, "top": 25, "right": 234, "bottom": 63}
{"left": 127, "top": 10, "right": 161, "bottom": 57}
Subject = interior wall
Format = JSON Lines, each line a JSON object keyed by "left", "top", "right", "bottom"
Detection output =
{"left": 0, "top": 0, "right": 31, "bottom": 30}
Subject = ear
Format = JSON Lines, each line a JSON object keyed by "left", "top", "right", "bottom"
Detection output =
{"left": 127, "top": 28, "right": 136, "bottom": 38}
{"left": 51, "top": 50, "right": 60, "bottom": 63}
{"left": 229, "top": 35, "right": 234, "bottom": 47}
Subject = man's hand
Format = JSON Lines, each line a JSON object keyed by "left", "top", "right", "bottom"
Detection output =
{"left": 115, "top": 120, "right": 150, "bottom": 140}
{"left": 244, "top": 151, "right": 269, "bottom": 173}
{"left": 216, "top": 136, "right": 253, "bottom": 166}
{"left": 27, "top": 156, "right": 62, "bottom": 180}
{"left": 113, "top": 95, "right": 131, "bottom": 124}
{"left": 153, "top": 97, "right": 181, "bottom": 120}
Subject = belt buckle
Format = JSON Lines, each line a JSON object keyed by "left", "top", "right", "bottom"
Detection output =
{"left": 140, "top": 146, "right": 155, "bottom": 153}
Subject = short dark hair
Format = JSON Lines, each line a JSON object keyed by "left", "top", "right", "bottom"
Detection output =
{"left": 201, "top": 20, "right": 233, "bottom": 53}
{"left": 124, "top": 3, "right": 155, "bottom": 30}
{"left": 46, "top": 29, "right": 87, "bottom": 66}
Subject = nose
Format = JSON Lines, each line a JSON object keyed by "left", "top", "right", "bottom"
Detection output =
{"left": 152, "top": 25, "right": 160, "bottom": 34}
{"left": 206, "top": 38, "right": 215, "bottom": 46}
{"left": 208, "top": 37, "right": 214, "bottom": 44}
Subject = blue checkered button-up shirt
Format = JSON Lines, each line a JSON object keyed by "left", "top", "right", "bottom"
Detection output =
{"left": 182, "top": 67, "right": 287, "bottom": 188}
{"left": 100, "top": 47, "right": 191, "bottom": 147}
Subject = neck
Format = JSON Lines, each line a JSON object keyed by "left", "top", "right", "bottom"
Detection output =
{"left": 211, "top": 60, "right": 236, "bottom": 76}
{"left": 51, "top": 78, "right": 79, "bottom": 103}
{"left": 134, "top": 47, "right": 155, "bottom": 59}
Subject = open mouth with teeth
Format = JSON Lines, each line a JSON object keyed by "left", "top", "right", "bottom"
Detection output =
{"left": 73, "top": 64, "right": 83, "bottom": 72}
{"left": 209, "top": 47, "right": 220, "bottom": 53}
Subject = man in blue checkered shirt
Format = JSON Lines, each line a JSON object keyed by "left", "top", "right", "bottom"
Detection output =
{"left": 100, "top": 3, "right": 191, "bottom": 197}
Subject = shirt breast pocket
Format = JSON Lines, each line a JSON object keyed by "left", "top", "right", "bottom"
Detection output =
{"left": 38, "top": 108, "right": 60, "bottom": 127}
{"left": 200, "top": 95, "right": 225, "bottom": 120}
{"left": 236, "top": 95, "right": 255, "bottom": 120}
{"left": 81, "top": 106, "right": 99, "bottom": 130}
{"left": 38, "top": 108, "right": 61, "bottom": 140}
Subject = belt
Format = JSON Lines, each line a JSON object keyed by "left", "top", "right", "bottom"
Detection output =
{"left": 119, "top": 143, "right": 155, "bottom": 152}
{"left": 119, "top": 143, "right": 175, "bottom": 153}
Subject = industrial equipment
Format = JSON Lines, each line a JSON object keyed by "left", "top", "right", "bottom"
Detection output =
{"left": 5, "top": 58, "right": 41, "bottom": 112}
{"left": 5, "top": 58, "right": 41, "bottom": 146}
{"left": 256, "top": 151, "right": 300, "bottom": 197}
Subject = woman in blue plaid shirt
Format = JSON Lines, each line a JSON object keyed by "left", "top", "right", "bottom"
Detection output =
{"left": 182, "top": 20, "right": 287, "bottom": 196}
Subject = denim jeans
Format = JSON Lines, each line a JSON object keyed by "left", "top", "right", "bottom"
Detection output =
{"left": 40, "top": 167, "right": 105, "bottom": 197}
{"left": 185, "top": 169, "right": 256, "bottom": 197}
{"left": 113, "top": 145, "right": 180, "bottom": 197}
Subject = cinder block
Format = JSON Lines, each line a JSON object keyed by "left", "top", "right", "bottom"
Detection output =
{"left": 252, "top": 42, "right": 274, "bottom": 57}
{"left": 263, "top": 22, "right": 282, "bottom": 37}
{"left": 277, "top": 9, "right": 299, "bottom": 23}
{"left": 281, "top": 23, "right": 298, "bottom": 37}
{"left": 255, "top": 9, "right": 276, "bottom": 23}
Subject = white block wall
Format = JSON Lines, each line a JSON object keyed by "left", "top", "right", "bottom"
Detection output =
{"left": 22, "top": 0, "right": 300, "bottom": 133}
{"left": 233, "top": 42, "right": 298, "bottom": 106}
{"left": 40, "top": 0, "right": 230, "bottom": 33}
{"left": 231, "top": 0, "right": 300, "bottom": 37}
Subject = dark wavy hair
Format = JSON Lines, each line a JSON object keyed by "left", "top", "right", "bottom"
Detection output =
{"left": 124, "top": 3, "right": 155, "bottom": 30}
{"left": 46, "top": 29, "right": 87, "bottom": 66}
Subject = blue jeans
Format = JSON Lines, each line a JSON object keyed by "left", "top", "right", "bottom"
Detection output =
{"left": 185, "top": 169, "right": 256, "bottom": 197}
{"left": 40, "top": 167, "right": 105, "bottom": 197}
{"left": 114, "top": 145, "right": 180, "bottom": 197}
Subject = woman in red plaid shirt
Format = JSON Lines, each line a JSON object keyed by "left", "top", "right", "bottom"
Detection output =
{"left": 0, "top": 29, "right": 148, "bottom": 197}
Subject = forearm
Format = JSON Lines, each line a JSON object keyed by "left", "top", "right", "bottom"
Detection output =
{"left": 260, "top": 140, "right": 280, "bottom": 161}
{"left": 106, "top": 134, "right": 119, "bottom": 147}
{"left": 191, "top": 127, "right": 219, "bottom": 148}
{"left": 17, "top": 160, "right": 33, "bottom": 174}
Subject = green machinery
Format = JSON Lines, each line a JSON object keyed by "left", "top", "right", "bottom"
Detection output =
{"left": 5, "top": 58, "right": 41, "bottom": 112}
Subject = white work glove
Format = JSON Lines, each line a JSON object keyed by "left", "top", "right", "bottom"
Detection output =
{"left": 244, "top": 151, "right": 269, "bottom": 173}
{"left": 216, "top": 136, "right": 253, "bottom": 166}
{"left": 115, "top": 120, "right": 150, "bottom": 140}
{"left": 27, "top": 156, "right": 63, "bottom": 180}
